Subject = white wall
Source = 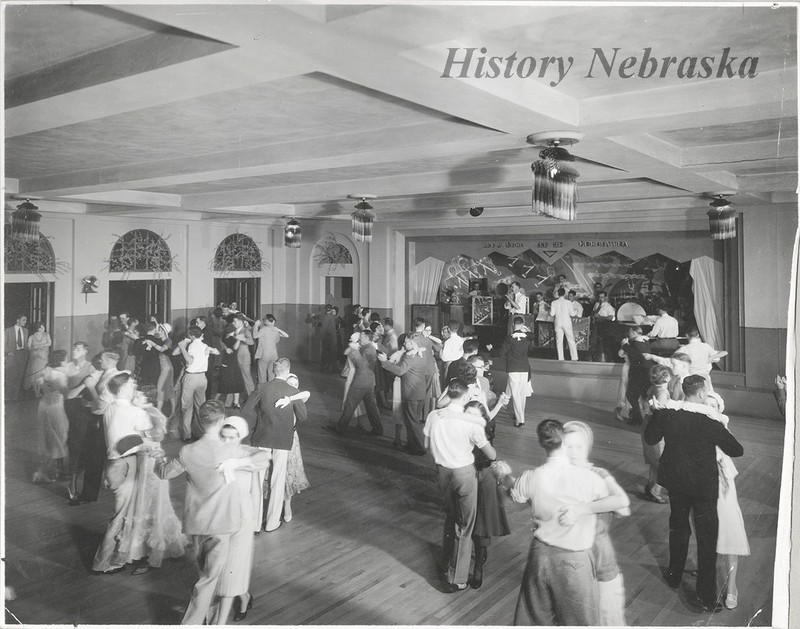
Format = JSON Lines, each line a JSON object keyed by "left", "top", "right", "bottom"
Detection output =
{"left": 742, "top": 205, "right": 798, "bottom": 329}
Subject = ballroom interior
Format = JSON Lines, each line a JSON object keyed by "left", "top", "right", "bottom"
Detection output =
{"left": 3, "top": 2, "right": 798, "bottom": 627}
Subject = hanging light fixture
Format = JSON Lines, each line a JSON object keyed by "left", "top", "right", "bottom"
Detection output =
{"left": 527, "top": 131, "right": 583, "bottom": 221}
{"left": 284, "top": 218, "right": 302, "bottom": 248}
{"left": 707, "top": 195, "right": 736, "bottom": 240}
{"left": 10, "top": 198, "right": 42, "bottom": 242}
{"left": 348, "top": 194, "right": 376, "bottom": 243}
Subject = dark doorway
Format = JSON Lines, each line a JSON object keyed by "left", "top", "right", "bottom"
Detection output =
{"left": 325, "top": 276, "right": 353, "bottom": 315}
{"left": 108, "top": 280, "right": 171, "bottom": 324}
{"left": 4, "top": 282, "right": 54, "bottom": 334}
{"left": 214, "top": 278, "right": 261, "bottom": 321}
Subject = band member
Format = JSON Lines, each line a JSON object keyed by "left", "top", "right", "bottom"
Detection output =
{"left": 504, "top": 282, "right": 528, "bottom": 332}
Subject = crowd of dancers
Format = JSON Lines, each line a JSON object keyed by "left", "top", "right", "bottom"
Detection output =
{"left": 5, "top": 300, "right": 770, "bottom": 624}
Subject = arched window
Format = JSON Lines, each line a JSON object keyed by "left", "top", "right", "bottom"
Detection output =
{"left": 108, "top": 229, "right": 173, "bottom": 273}
{"left": 213, "top": 233, "right": 266, "bottom": 273}
{"left": 4, "top": 226, "right": 57, "bottom": 273}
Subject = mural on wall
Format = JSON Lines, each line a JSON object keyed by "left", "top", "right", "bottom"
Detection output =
{"left": 313, "top": 233, "right": 353, "bottom": 270}
{"left": 3, "top": 226, "right": 69, "bottom": 276}
{"left": 446, "top": 248, "right": 687, "bottom": 302}
{"left": 105, "top": 229, "right": 177, "bottom": 278}
{"left": 212, "top": 233, "right": 270, "bottom": 275}
{"left": 440, "top": 254, "right": 503, "bottom": 302}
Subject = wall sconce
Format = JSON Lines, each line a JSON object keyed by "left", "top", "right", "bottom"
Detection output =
{"left": 81, "top": 276, "right": 98, "bottom": 302}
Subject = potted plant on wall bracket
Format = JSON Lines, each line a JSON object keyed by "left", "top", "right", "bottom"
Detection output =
{"left": 313, "top": 232, "right": 353, "bottom": 272}
{"left": 211, "top": 232, "right": 270, "bottom": 275}
{"left": 104, "top": 229, "right": 178, "bottom": 280}
{"left": 3, "top": 225, "right": 70, "bottom": 279}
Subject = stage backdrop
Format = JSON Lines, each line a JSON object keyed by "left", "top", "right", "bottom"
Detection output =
{"left": 411, "top": 231, "right": 719, "bottom": 309}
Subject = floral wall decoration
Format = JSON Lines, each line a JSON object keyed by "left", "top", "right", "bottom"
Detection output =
{"left": 105, "top": 229, "right": 177, "bottom": 278}
{"left": 212, "top": 233, "right": 270, "bottom": 275}
{"left": 313, "top": 233, "right": 353, "bottom": 270}
{"left": 4, "top": 226, "right": 69, "bottom": 277}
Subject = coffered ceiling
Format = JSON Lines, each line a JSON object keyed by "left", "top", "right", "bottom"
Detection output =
{"left": 4, "top": 2, "right": 798, "bottom": 231}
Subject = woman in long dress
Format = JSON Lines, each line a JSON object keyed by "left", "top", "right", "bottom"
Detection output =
{"left": 32, "top": 350, "right": 69, "bottom": 483}
{"left": 216, "top": 416, "right": 269, "bottom": 624}
{"left": 389, "top": 334, "right": 406, "bottom": 449}
{"left": 705, "top": 392, "right": 750, "bottom": 610}
{"left": 92, "top": 373, "right": 185, "bottom": 574}
{"left": 133, "top": 321, "right": 162, "bottom": 387}
{"left": 421, "top": 324, "right": 443, "bottom": 418}
{"left": 153, "top": 322, "right": 174, "bottom": 413}
{"left": 128, "top": 384, "right": 187, "bottom": 574}
{"left": 218, "top": 324, "right": 247, "bottom": 408}
{"left": 25, "top": 322, "right": 52, "bottom": 392}
{"left": 464, "top": 400, "right": 511, "bottom": 589}
{"left": 231, "top": 314, "right": 255, "bottom": 395}
{"left": 342, "top": 332, "right": 369, "bottom": 431}
{"left": 563, "top": 420, "right": 631, "bottom": 626}
{"left": 120, "top": 319, "right": 139, "bottom": 372}
{"left": 280, "top": 373, "right": 311, "bottom": 523}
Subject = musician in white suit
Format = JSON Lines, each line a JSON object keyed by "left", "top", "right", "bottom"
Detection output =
{"left": 550, "top": 288, "right": 579, "bottom": 361}
{"left": 504, "top": 282, "right": 528, "bottom": 332}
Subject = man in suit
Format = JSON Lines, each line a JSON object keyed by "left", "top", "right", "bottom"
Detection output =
{"left": 378, "top": 335, "right": 429, "bottom": 455}
{"left": 156, "top": 400, "right": 271, "bottom": 625}
{"left": 621, "top": 325, "right": 654, "bottom": 426}
{"left": 4, "top": 314, "right": 29, "bottom": 400}
{"left": 644, "top": 375, "right": 744, "bottom": 612}
{"left": 318, "top": 304, "right": 339, "bottom": 374}
{"left": 251, "top": 357, "right": 307, "bottom": 532}
{"left": 501, "top": 317, "right": 534, "bottom": 427}
{"left": 68, "top": 350, "right": 121, "bottom": 506}
{"left": 332, "top": 329, "right": 383, "bottom": 436}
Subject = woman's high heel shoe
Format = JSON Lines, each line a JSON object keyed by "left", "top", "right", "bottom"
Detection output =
{"left": 233, "top": 595, "right": 253, "bottom": 622}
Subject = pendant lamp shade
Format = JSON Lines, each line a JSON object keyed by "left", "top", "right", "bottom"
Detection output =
{"left": 528, "top": 131, "right": 583, "bottom": 221}
{"left": 707, "top": 197, "right": 736, "bottom": 240}
{"left": 284, "top": 219, "right": 302, "bottom": 248}
{"left": 11, "top": 199, "right": 41, "bottom": 242}
{"left": 350, "top": 197, "right": 376, "bottom": 243}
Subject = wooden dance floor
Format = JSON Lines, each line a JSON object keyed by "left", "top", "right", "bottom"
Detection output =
{"left": 4, "top": 365, "right": 784, "bottom": 625}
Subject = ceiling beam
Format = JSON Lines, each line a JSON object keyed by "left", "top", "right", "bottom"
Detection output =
{"left": 17, "top": 126, "right": 516, "bottom": 196}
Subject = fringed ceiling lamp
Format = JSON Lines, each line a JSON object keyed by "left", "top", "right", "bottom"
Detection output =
{"left": 10, "top": 198, "right": 42, "bottom": 242}
{"left": 348, "top": 194, "right": 377, "bottom": 243}
{"left": 284, "top": 218, "right": 302, "bottom": 248}
{"left": 527, "top": 131, "right": 584, "bottom": 221}
{"left": 707, "top": 195, "right": 736, "bottom": 240}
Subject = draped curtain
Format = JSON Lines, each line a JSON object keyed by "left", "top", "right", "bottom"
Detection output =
{"left": 413, "top": 257, "right": 445, "bottom": 304}
{"left": 689, "top": 256, "right": 724, "bottom": 352}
